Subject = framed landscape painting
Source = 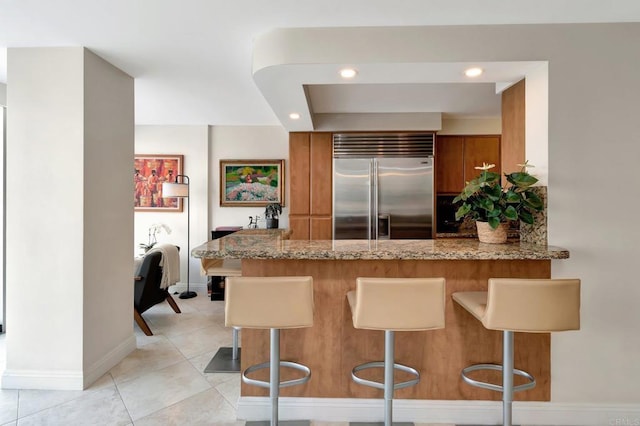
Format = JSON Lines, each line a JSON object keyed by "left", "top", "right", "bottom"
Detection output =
{"left": 134, "top": 154, "right": 184, "bottom": 212}
{"left": 220, "top": 159, "right": 285, "bottom": 206}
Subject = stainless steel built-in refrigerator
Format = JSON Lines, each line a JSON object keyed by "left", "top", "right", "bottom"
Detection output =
{"left": 333, "top": 133, "right": 434, "bottom": 240}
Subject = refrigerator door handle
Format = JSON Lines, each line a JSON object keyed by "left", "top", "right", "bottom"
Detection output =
{"left": 372, "top": 159, "right": 378, "bottom": 240}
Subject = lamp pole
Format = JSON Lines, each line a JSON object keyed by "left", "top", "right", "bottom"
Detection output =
{"left": 175, "top": 175, "right": 196, "bottom": 299}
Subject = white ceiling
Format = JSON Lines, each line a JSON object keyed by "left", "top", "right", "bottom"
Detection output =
{"left": 1, "top": 0, "right": 639, "bottom": 127}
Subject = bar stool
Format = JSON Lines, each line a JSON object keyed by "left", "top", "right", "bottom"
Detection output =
{"left": 225, "top": 276, "right": 314, "bottom": 426}
{"left": 348, "top": 277, "right": 446, "bottom": 426}
{"left": 201, "top": 258, "right": 243, "bottom": 372}
{"left": 453, "top": 278, "right": 581, "bottom": 426}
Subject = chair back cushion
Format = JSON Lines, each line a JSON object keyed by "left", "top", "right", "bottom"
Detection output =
{"left": 483, "top": 278, "right": 581, "bottom": 332}
{"left": 349, "top": 277, "right": 446, "bottom": 331}
{"left": 134, "top": 252, "right": 167, "bottom": 313}
{"left": 225, "top": 276, "right": 314, "bottom": 329}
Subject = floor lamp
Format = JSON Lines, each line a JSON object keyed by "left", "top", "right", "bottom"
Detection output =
{"left": 162, "top": 175, "right": 196, "bottom": 299}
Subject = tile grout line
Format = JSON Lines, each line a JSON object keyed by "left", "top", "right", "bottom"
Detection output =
{"left": 110, "top": 372, "right": 135, "bottom": 425}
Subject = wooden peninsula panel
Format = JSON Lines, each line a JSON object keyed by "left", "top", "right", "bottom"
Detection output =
{"left": 239, "top": 258, "right": 551, "bottom": 401}
{"left": 192, "top": 231, "right": 569, "bottom": 401}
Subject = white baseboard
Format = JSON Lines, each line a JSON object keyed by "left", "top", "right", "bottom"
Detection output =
{"left": 83, "top": 334, "right": 136, "bottom": 388}
{"left": 2, "top": 368, "right": 84, "bottom": 390}
{"left": 1, "top": 334, "right": 136, "bottom": 390}
{"left": 237, "top": 397, "right": 640, "bottom": 425}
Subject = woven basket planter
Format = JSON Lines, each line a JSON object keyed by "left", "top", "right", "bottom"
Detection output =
{"left": 476, "top": 221, "right": 508, "bottom": 244}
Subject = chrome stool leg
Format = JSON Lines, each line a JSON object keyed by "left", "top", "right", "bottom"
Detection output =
{"left": 351, "top": 330, "right": 420, "bottom": 426}
{"left": 242, "top": 328, "right": 312, "bottom": 426}
{"left": 503, "top": 330, "right": 514, "bottom": 426}
{"left": 384, "top": 330, "right": 394, "bottom": 426}
{"left": 460, "top": 331, "right": 536, "bottom": 426}
{"left": 232, "top": 326, "right": 240, "bottom": 360}
{"left": 270, "top": 328, "right": 279, "bottom": 426}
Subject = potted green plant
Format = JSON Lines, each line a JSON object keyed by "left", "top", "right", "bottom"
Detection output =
{"left": 453, "top": 162, "right": 543, "bottom": 243}
{"left": 264, "top": 202, "right": 283, "bottom": 229}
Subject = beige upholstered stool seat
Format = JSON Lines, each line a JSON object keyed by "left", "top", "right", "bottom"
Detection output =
{"left": 453, "top": 278, "right": 581, "bottom": 332}
{"left": 225, "top": 276, "right": 314, "bottom": 426}
{"left": 226, "top": 276, "right": 314, "bottom": 329}
{"left": 200, "top": 257, "right": 243, "bottom": 373}
{"left": 348, "top": 277, "right": 445, "bottom": 426}
{"left": 453, "top": 278, "right": 581, "bottom": 426}
{"left": 348, "top": 277, "right": 446, "bottom": 331}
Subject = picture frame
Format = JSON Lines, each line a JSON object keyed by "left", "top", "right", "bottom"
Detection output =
{"left": 220, "top": 159, "right": 285, "bottom": 207}
{"left": 134, "top": 154, "right": 184, "bottom": 212}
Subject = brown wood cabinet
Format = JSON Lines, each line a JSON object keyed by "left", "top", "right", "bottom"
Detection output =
{"left": 435, "top": 135, "right": 501, "bottom": 194}
{"left": 289, "top": 132, "right": 310, "bottom": 215}
{"left": 289, "top": 132, "right": 333, "bottom": 240}
{"left": 501, "top": 79, "right": 526, "bottom": 184}
{"left": 435, "top": 136, "right": 464, "bottom": 194}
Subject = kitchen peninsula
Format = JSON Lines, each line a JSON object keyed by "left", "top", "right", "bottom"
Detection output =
{"left": 192, "top": 230, "right": 569, "bottom": 401}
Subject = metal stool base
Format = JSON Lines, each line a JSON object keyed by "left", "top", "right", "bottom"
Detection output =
{"left": 204, "top": 347, "right": 241, "bottom": 373}
{"left": 459, "top": 330, "right": 536, "bottom": 426}
{"left": 461, "top": 363, "right": 536, "bottom": 393}
{"left": 243, "top": 360, "right": 311, "bottom": 389}
{"left": 204, "top": 327, "right": 241, "bottom": 373}
{"left": 243, "top": 329, "right": 311, "bottom": 426}
{"left": 352, "top": 361, "right": 420, "bottom": 391}
{"left": 350, "top": 330, "right": 420, "bottom": 426}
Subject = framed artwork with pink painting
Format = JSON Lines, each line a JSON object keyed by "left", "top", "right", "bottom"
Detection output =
{"left": 134, "top": 154, "right": 184, "bottom": 212}
{"left": 220, "top": 159, "right": 284, "bottom": 207}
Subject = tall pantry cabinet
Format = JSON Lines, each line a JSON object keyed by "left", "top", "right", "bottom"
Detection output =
{"left": 288, "top": 132, "right": 333, "bottom": 240}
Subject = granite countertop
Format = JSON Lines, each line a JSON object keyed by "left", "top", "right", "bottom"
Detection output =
{"left": 192, "top": 229, "right": 569, "bottom": 261}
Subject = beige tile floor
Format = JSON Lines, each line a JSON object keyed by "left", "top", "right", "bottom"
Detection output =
{"left": 0, "top": 295, "right": 456, "bottom": 426}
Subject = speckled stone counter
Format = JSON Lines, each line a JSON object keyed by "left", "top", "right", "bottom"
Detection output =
{"left": 191, "top": 229, "right": 569, "bottom": 261}
{"left": 193, "top": 229, "right": 568, "bottom": 402}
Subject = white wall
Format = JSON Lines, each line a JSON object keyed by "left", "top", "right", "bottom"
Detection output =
{"left": 135, "top": 125, "right": 209, "bottom": 289}
{"left": 5, "top": 48, "right": 85, "bottom": 385}
{"left": 3, "top": 47, "right": 135, "bottom": 389}
{"left": 0, "top": 81, "right": 5, "bottom": 334}
{"left": 209, "top": 126, "right": 288, "bottom": 230}
{"left": 543, "top": 26, "right": 640, "bottom": 403}
{"left": 439, "top": 117, "right": 502, "bottom": 135}
{"left": 313, "top": 112, "right": 442, "bottom": 131}
{"left": 0, "top": 106, "right": 4, "bottom": 331}
{"left": 525, "top": 63, "right": 549, "bottom": 185}
{"left": 82, "top": 49, "right": 135, "bottom": 386}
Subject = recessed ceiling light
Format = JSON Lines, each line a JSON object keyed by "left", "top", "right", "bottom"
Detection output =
{"left": 289, "top": 112, "right": 300, "bottom": 120}
{"left": 340, "top": 68, "right": 358, "bottom": 79}
{"left": 464, "top": 67, "right": 483, "bottom": 78}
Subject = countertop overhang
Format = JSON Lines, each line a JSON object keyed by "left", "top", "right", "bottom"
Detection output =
{"left": 191, "top": 229, "right": 569, "bottom": 261}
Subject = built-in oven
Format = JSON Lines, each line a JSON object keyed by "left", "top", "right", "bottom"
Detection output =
{"left": 436, "top": 195, "right": 459, "bottom": 233}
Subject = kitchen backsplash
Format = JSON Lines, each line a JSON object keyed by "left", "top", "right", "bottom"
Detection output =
{"left": 519, "top": 186, "right": 548, "bottom": 245}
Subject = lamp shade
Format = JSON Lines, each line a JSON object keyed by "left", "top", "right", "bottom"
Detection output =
{"left": 162, "top": 182, "right": 189, "bottom": 198}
